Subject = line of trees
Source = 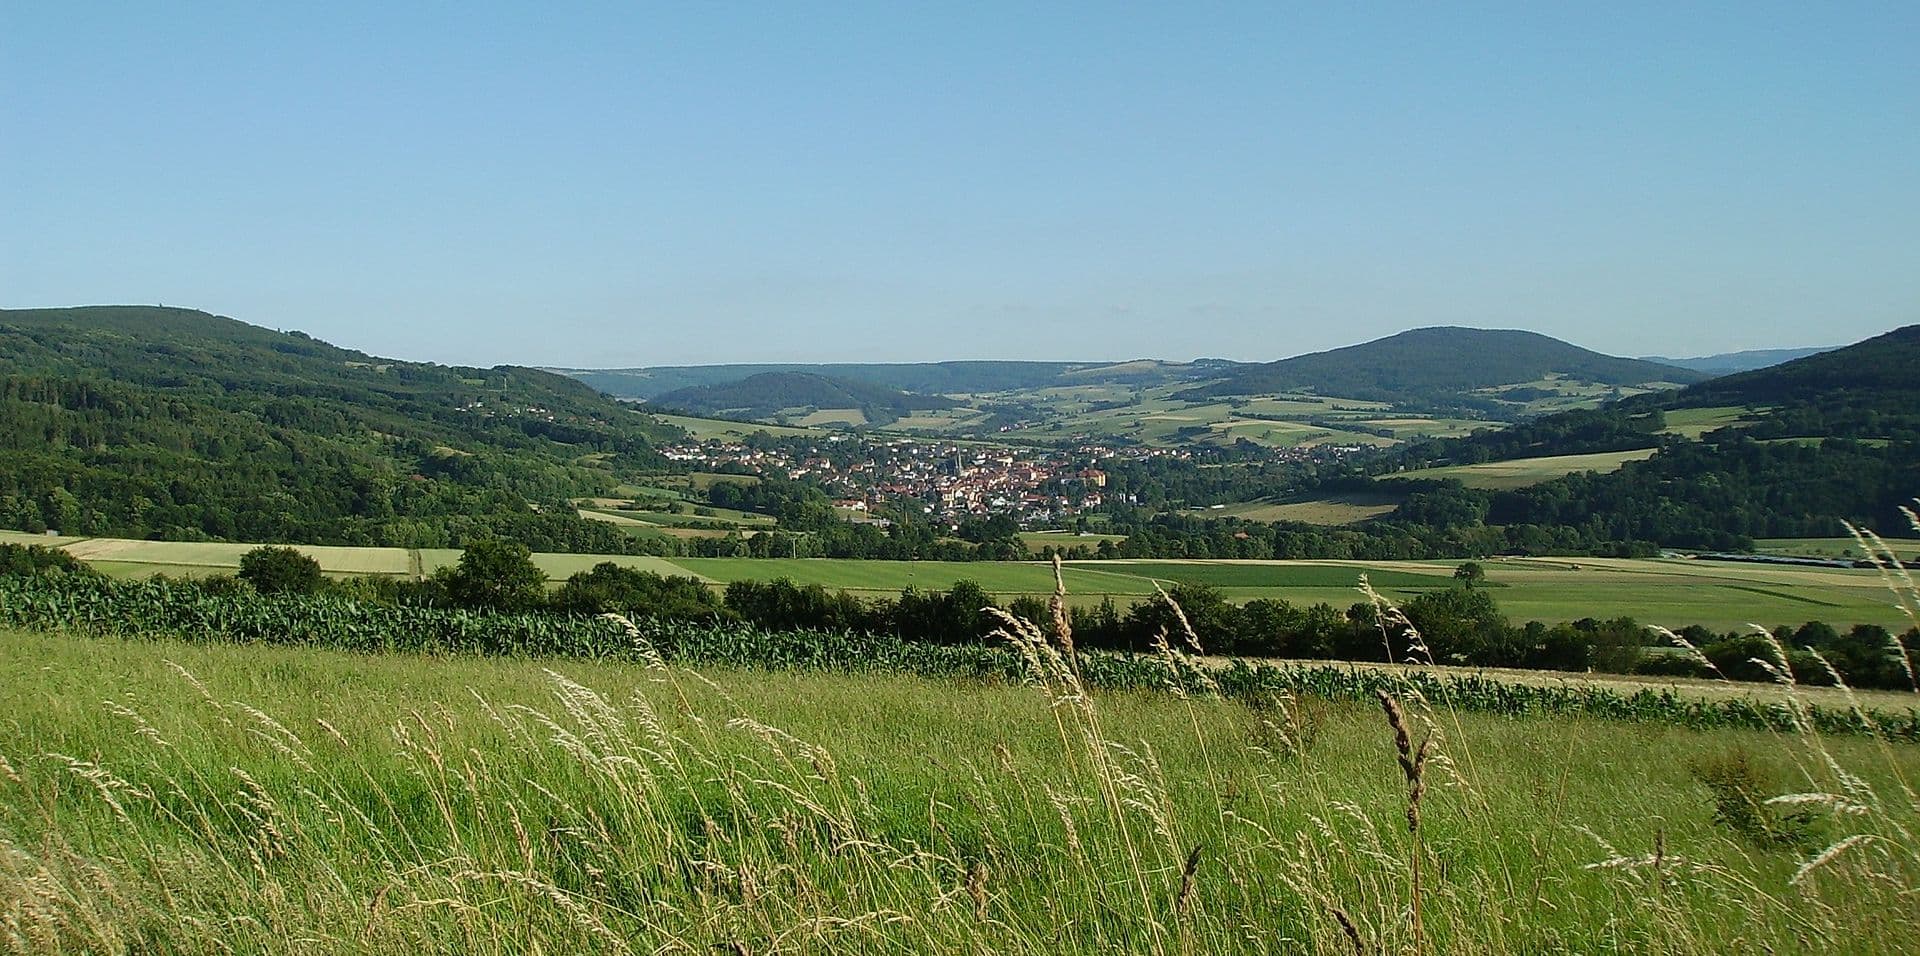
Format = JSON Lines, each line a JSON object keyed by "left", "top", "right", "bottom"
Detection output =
{"left": 38, "top": 541, "right": 1902, "bottom": 691}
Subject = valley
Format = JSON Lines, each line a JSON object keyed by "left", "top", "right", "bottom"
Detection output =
{"left": 12, "top": 12, "right": 1915, "bottom": 949}
{"left": 3, "top": 305, "right": 1916, "bottom": 955}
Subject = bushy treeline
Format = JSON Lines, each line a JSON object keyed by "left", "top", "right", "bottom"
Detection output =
{"left": 10, "top": 538, "right": 1914, "bottom": 690}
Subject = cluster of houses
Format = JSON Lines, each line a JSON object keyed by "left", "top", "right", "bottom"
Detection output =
{"left": 456, "top": 399, "right": 560, "bottom": 423}
{"left": 658, "top": 436, "right": 1191, "bottom": 525}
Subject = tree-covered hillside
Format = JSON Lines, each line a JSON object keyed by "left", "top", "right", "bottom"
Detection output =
{"left": 1670, "top": 325, "right": 1920, "bottom": 412}
{"left": 0, "top": 306, "right": 681, "bottom": 548}
{"left": 1183, "top": 327, "right": 1702, "bottom": 411}
{"left": 1367, "top": 325, "right": 1920, "bottom": 546}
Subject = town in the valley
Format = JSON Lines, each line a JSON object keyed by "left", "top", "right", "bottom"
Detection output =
{"left": 657, "top": 432, "right": 1373, "bottom": 526}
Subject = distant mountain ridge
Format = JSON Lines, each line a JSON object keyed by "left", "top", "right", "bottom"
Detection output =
{"left": 653, "top": 371, "right": 961, "bottom": 425}
{"left": 554, "top": 359, "right": 1235, "bottom": 400}
{"left": 1641, "top": 347, "right": 1833, "bottom": 376}
{"left": 1180, "top": 327, "right": 1704, "bottom": 411}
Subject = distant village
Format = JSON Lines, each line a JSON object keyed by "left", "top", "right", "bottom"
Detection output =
{"left": 659, "top": 434, "right": 1376, "bottom": 526}
{"left": 659, "top": 436, "right": 1175, "bottom": 525}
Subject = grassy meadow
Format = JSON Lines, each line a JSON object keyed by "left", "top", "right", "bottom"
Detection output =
{"left": 1205, "top": 492, "right": 1407, "bottom": 526}
{"left": 1380, "top": 449, "right": 1659, "bottom": 490}
{"left": 1756, "top": 536, "right": 1920, "bottom": 562}
{"left": 1660, "top": 405, "right": 1759, "bottom": 439}
{"left": 3, "top": 625, "right": 1917, "bottom": 953}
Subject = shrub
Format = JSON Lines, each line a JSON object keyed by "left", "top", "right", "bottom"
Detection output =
{"left": 0, "top": 542, "right": 97, "bottom": 578}
{"left": 439, "top": 539, "right": 547, "bottom": 611}
{"left": 237, "top": 545, "right": 325, "bottom": 595}
{"left": 1687, "top": 748, "right": 1822, "bottom": 851}
{"left": 553, "top": 562, "right": 728, "bottom": 621}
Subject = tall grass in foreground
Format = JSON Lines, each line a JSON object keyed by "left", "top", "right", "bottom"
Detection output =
{"left": 0, "top": 544, "right": 1917, "bottom": 953}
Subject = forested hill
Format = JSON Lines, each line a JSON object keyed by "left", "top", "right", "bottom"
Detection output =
{"left": 654, "top": 371, "right": 960, "bottom": 423}
{"left": 1181, "top": 327, "right": 1703, "bottom": 410}
{"left": 1398, "top": 322, "right": 1920, "bottom": 461}
{"left": 1370, "top": 324, "right": 1920, "bottom": 548}
{"left": 1669, "top": 325, "right": 1920, "bottom": 410}
{"left": 0, "top": 306, "right": 680, "bottom": 549}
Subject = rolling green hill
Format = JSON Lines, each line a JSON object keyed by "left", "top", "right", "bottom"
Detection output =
{"left": 1183, "top": 327, "right": 1703, "bottom": 412}
{"left": 0, "top": 306, "right": 681, "bottom": 549}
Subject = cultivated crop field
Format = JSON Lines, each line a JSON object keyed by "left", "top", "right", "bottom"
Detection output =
{"left": 1088, "top": 560, "right": 1457, "bottom": 590}
{"left": 1206, "top": 492, "right": 1406, "bottom": 525}
{"left": 579, "top": 504, "right": 774, "bottom": 529}
{"left": 1660, "top": 404, "right": 1758, "bottom": 438}
{"left": 3, "top": 626, "right": 1916, "bottom": 953}
{"left": 1381, "top": 448, "right": 1660, "bottom": 490}
{"left": 1016, "top": 530, "right": 1129, "bottom": 553}
{"left": 649, "top": 412, "right": 825, "bottom": 440}
{"left": 1756, "top": 536, "right": 1920, "bottom": 561}
{"left": 0, "top": 532, "right": 413, "bottom": 577}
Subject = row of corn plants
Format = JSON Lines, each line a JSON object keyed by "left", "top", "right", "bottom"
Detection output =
{"left": 3, "top": 572, "right": 1916, "bottom": 739}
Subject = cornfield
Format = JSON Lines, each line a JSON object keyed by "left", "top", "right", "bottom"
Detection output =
{"left": 2, "top": 573, "right": 1916, "bottom": 739}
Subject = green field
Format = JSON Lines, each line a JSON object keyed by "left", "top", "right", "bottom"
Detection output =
{"left": 1755, "top": 536, "right": 1920, "bottom": 561}
{"left": 534, "top": 553, "right": 705, "bottom": 579}
{"left": 1381, "top": 448, "right": 1659, "bottom": 490}
{"left": 1447, "top": 555, "right": 1915, "bottom": 629}
{"left": 651, "top": 412, "right": 825, "bottom": 439}
{"left": 1016, "top": 530, "right": 1128, "bottom": 552}
{"left": 1209, "top": 491, "right": 1406, "bottom": 525}
{"left": 579, "top": 503, "right": 774, "bottom": 529}
{"left": 1088, "top": 559, "right": 1456, "bottom": 590}
{"left": 4, "top": 627, "right": 1916, "bottom": 952}
{"left": 791, "top": 406, "right": 867, "bottom": 426}
{"left": 12, "top": 531, "right": 1913, "bottom": 630}
{"left": 668, "top": 555, "right": 1911, "bottom": 630}
{"left": 671, "top": 557, "right": 1148, "bottom": 596}
{"left": 0, "top": 532, "right": 414, "bottom": 576}
{"left": 1660, "top": 404, "right": 1758, "bottom": 438}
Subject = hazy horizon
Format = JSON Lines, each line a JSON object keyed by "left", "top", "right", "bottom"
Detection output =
{"left": 6, "top": 4, "right": 1915, "bottom": 367}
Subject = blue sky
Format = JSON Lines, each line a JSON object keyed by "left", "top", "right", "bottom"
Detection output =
{"left": 5, "top": 2, "right": 1916, "bottom": 367}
